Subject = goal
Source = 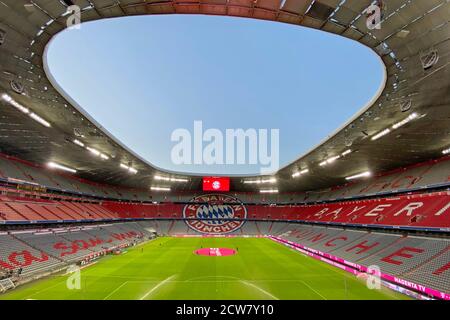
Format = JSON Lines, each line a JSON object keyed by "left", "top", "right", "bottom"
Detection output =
{"left": 0, "top": 278, "right": 15, "bottom": 293}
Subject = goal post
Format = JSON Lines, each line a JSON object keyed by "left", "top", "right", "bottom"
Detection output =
{"left": 0, "top": 278, "right": 15, "bottom": 293}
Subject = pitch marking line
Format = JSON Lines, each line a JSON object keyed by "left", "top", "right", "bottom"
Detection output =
{"left": 140, "top": 275, "right": 177, "bottom": 300}
{"left": 239, "top": 280, "right": 279, "bottom": 300}
{"left": 24, "top": 278, "right": 67, "bottom": 300}
{"left": 103, "top": 281, "right": 131, "bottom": 300}
{"left": 299, "top": 280, "right": 327, "bottom": 300}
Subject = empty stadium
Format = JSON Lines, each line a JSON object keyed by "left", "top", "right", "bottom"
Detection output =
{"left": 0, "top": 0, "right": 449, "bottom": 303}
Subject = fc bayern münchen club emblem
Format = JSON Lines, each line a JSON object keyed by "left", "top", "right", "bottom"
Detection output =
{"left": 183, "top": 194, "right": 247, "bottom": 234}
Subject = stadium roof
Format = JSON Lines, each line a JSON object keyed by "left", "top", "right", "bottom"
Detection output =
{"left": 0, "top": 0, "right": 448, "bottom": 193}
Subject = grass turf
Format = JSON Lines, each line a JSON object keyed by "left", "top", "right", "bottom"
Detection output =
{"left": 0, "top": 237, "right": 409, "bottom": 300}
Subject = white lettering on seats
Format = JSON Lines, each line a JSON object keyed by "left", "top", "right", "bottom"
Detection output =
{"left": 314, "top": 208, "right": 329, "bottom": 217}
{"left": 365, "top": 204, "right": 392, "bottom": 217}
{"left": 394, "top": 202, "right": 424, "bottom": 216}
{"left": 346, "top": 206, "right": 366, "bottom": 216}
{"left": 435, "top": 202, "right": 450, "bottom": 216}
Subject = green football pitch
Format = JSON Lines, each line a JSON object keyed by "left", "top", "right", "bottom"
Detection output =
{"left": 0, "top": 237, "right": 409, "bottom": 300}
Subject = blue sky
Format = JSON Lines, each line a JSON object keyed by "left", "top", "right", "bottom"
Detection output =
{"left": 46, "top": 15, "right": 383, "bottom": 175}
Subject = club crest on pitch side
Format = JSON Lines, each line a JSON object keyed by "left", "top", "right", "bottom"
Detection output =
{"left": 183, "top": 194, "right": 247, "bottom": 234}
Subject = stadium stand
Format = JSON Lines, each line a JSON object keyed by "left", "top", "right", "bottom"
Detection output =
{"left": 407, "top": 248, "right": 450, "bottom": 294}
{"left": 0, "top": 189, "right": 448, "bottom": 230}
{"left": 276, "top": 224, "right": 450, "bottom": 295}
{"left": 0, "top": 153, "right": 449, "bottom": 203}
{"left": 102, "top": 191, "right": 450, "bottom": 230}
{"left": 0, "top": 0, "right": 448, "bottom": 301}
{"left": 0, "top": 224, "right": 153, "bottom": 278}
{"left": 0, "top": 233, "right": 63, "bottom": 275}
{"left": 1, "top": 220, "right": 448, "bottom": 296}
{"left": 0, "top": 154, "right": 448, "bottom": 297}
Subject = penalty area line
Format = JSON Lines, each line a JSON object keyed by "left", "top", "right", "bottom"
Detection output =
{"left": 139, "top": 275, "right": 177, "bottom": 300}
{"left": 299, "top": 280, "right": 327, "bottom": 300}
{"left": 239, "top": 280, "right": 279, "bottom": 300}
{"left": 103, "top": 281, "right": 130, "bottom": 300}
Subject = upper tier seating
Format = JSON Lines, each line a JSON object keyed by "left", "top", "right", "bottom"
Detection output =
{"left": 104, "top": 191, "right": 450, "bottom": 229}
{"left": 0, "top": 153, "right": 449, "bottom": 203}
{"left": 0, "top": 190, "right": 448, "bottom": 230}
{"left": 285, "top": 192, "right": 450, "bottom": 229}
{"left": 0, "top": 196, "right": 117, "bottom": 222}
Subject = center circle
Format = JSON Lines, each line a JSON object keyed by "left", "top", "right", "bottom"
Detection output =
{"left": 194, "top": 248, "right": 237, "bottom": 257}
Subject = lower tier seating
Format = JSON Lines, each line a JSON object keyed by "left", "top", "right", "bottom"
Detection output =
{"left": 0, "top": 220, "right": 448, "bottom": 296}
{"left": 0, "top": 223, "right": 153, "bottom": 275}
{"left": 0, "top": 234, "right": 64, "bottom": 275}
{"left": 277, "top": 224, "right": 450, "bottom": 294}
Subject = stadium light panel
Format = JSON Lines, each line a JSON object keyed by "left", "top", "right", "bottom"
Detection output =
{"left": 120, "top": 163, "right": 137, "bottom": 174}
{"left": 260, "top": 189, "right": 278, "bottom": 194}
{"left": 128, "top": 167, "right": 138, "bottom": 174}
{"left": 86, "top": 146, "right": 110, "bottom": 160}
{"left": 2, "top": 94, "right": 29, "bottom": 114}
{"left": 345, "top": 171, "right": 371, "bottom": 180}
{"left": 151, "top": 186, "right": 171, "bottom": 192}
{"left": 243, "top": 177, "right": 277, "bottom": 184}
{"left": 392, "top": 112, "right": 418, "bottom": 129}
{"left": 154, "top": 175, "right": 188, "bottom": 183}
{"left": 341, "top": 149, "right": 352, "bottom": 156}
{"left": 86, "top": 146, "right": 100, "bottom": 156}
{"left": 47, "top": 162, "right": 77, "bottom": 173}
{"left": 29, "top": 112, "right": 51, "bottom": 127}
{"left": 319, "top": 155, "right": 341, "bottom": 167}
{"left": 327, "top": 155, "right": 340, "bottom": 164}
{"left": 73, "top": 139, "right": 85, "bottom": 147}
{"left": 292, "top": 168, "right": 309, "bottom": 178}
{"left": 371, "top": 128, "right": 391, "bottom": 141}
{"left": 1, "top": 93, "right": 11, "bottom": 102}
{"left": 2, "top": 93, "right": 52, "bottom": 127}
{"left": 372, "top": 113, "right": 419, "bottom": 142}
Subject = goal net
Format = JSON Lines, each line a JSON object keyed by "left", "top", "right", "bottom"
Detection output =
{"left": 0, "top": 278, "right": 15, "bottom": 293}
